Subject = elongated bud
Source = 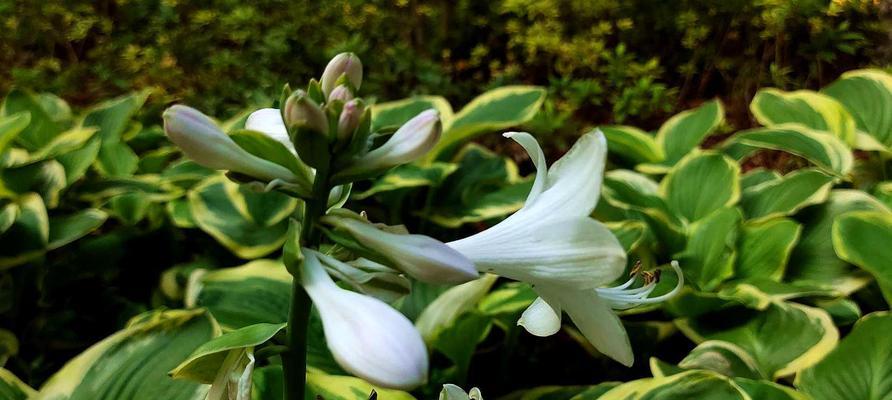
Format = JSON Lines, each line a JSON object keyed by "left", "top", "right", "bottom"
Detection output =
{"left": 322, "top": 214, "right": 478, "bottom": 284}
{"left": 300, "top": 250, "right": 428, "bottom": 389}
{"left": 162, "top": 105, "right": 298, "bottom": 183}
{"left": 337, "top": 100, "right": 363, "bottom": 142}
{"left": 283, "top": 90, "right": 328, "bottom": 135}
{"left": 321, "top": 52, "right": 363, "bottom": 97}
{"left": 328, "top": 85, "right": 354, "bottom": 102}
{"left": 333, "top": 109, "right": 441, "bottom": 182}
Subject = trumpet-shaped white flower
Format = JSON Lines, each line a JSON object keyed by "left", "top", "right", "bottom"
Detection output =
{"left": 163, "top": 105, "right": 299, "bottom": 184}
{"left": 245, "top": 108, "right": 295, "bottom": 155}
{"left": 447, "top": 130, "right": 682, "bottom": 366}
{"left": 322, "top": 214, "right": 478, "bottom": 284}
{"left": 300, "top": 249, "right": 428, "bottom": 390}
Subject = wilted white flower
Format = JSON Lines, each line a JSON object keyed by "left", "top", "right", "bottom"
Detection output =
{"left": 333, "top": 109, "right": 441, "bottom": 181}
{"left": 447, "top": 130, "right": 682, "bottom": 366}
{"left": 300, "top": 249, "right": 428, "bottom": 390}
{"left": 163, "top": 105, "right": 301, "bottom": 185}
{"left": 321, "top": 213, "right": 478, "bottom": 284}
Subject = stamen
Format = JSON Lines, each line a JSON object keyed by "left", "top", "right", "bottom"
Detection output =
{"left": 596, "top": 261, "right": 684, "bottom": 310}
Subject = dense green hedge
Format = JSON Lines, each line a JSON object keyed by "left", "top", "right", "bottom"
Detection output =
{"left": 3, "top": 0, "right": 889, "bottom": 128}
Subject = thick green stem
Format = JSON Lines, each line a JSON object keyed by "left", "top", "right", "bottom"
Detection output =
{"left": 283, "top": 165, "right": 331, "bottom": 400}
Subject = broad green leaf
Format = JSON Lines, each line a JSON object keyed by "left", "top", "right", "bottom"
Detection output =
{"left": 740, "top": 169, "right": 835, "bottom": 220}
{"left": 500, "top": 383, "right": 620, "bottom": 400}
{"left": 722, "top": 124, "right": 853, "bottom": 176}
{"left": 816, "top": 298, "right": 862, "bottom": 326}
{"left": 736, "top": 218, "right": 801, "bottom": 281}
{"left": 0, "top": 193, "right": 48, "bottom": 269}
{"left": 0, "top": 112, "right": 31, "bottom": 155}
{"left": 107, "top": 192, "right": 151, "bottom": 225}
{"left": 477, "top": 281, "right": 537, "bottom": 320}
{"left": 85, "top": 91, "right": 149, "bottom": 177}
{"left": 47, "top": 208, "right": 108, "bottom": 250}
{"left": 36, "top": 309, "right": 216, "bottom": 400}
{"left": 676, "top": 301, "right": 838, "bottom": 378}
{"left": 599, "top": 370, "right": 748, "bottom": 400}
{"left": 415, "top": 274, "right": 498, "bottom": 343}
{"left": 306, "top": 370, "right": 415, "bottom": 400}
{"left": 0, "top": 368, "right": 35, "bottom": 400}
{"left": 656, "top": 99, "right": 724, "bottom": 165}
{"left": 874, "top": 181, "right": 892, "bottom": 209}
{"left": 167, "top": 198, "right": 198, "bottom": 228}
{"left": 189, "top": 176, "right": 297, "bottom": 259}
{"left": 717, "top": 281, "right": 837, "bottom": 311}
{"left": 660, "top": 152, "right": 740, "bottom": 222}
{"left": 434, "top": 312, "right": 492, "bottom": 383}
{"left": 601, "top": 125, "right": 663, "bottom": 165}
{"left": 1, "top": 89, "right": 61, "bottom": 151}
{"left": 16, "top": 127, "right": 97, "bottom": 166}
{"left": 675, "top": 207, "right": 740, "bottom": 291}
{"left": 430, "top": 86, "right": 545, "bottom": 159}
{"left": 740, "top": 168, "right": 781, "bottom": 189}
{"left": 606, "top": 220, "right": 648, "bottom": 253}
{"left": 832, "top": 211, "right": 892, "bottom": 305}
{"left": 370, "top": 95, "right": 454, "bottom": 131}
{"left": 734, "top": 378, "right": 809, "bottom": 400}
{"left": 352, "top": 162, "right": 458, "bottom": 199}
{"left": 822, "top": 69, "right": 892, "bottom": 147}
{"left": 426, "top": 180, "right": 531, "bottom": 228}
{"left": 171, "top": 323, "right": 286, "bottom": 383}
{"left": 787, "top": 190, "right": 889, "bottom": 289}
{"left": 797, "top": 312, "right": 892, "bottom": 400}
{"left": 56, "top": 137, "right": 101, "bottom": 184}
{"left": 751, "top": 88, "right": 856, "bottom": 145}
{"left": 651, "top": 341, "right": 762, "bottom": 379}
{"left": 186, "top": 259, "right": 292, "bottom": 329}
{"left": 1, "top": 160, "right": 66, "bottom": 207}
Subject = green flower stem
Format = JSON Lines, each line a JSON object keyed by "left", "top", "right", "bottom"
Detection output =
{"left": 283, "top": 165, "right": 331, "bottom": 400}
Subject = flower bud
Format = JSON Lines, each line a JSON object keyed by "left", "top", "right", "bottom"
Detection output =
{"left": 328, "top": 85, "right": 354, "bottom": 102}
{"left": 162, "top": 105, "right": 298, "bottom": 183}
{"left": 300, "top": 250, "right": 428, "bottom": 390}
{"left": 337, "top": 99, "right": 363, "bottom": 142}
{"left": 333, "top": 109, "right": 441, "bottom": 182}
{"left": 322, "top": 214, "right": 478, "bottom": 284}
{"left": 320, "top": 52, "right": 363, "bottom": 98}
{"left": 283, "top": 90, "right": 329, "bottom": 135}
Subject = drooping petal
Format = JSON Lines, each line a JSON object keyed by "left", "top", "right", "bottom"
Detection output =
{"left": 448, "top": 217, "right": 626, "bottom": 289}
{"left": 536, "top": 284, "right": 634, "bottom": 366}
{"left": 503, "top": 132, "right": 547, "bottom": 204}
{"left": 517, "top": 297, "right": 561, "bottom": 337}
{"left": 300, "top": 250, "right": 428, "bottom": 389}
{"left": 245, "top": 108, "right": 296, "bottom": 155}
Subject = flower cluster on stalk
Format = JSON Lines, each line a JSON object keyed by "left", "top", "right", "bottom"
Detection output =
{"left": 162, "top": 52, "right": 681, "bottom": 391}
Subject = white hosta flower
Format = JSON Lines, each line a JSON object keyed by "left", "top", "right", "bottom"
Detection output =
{"left": 163, "top": 105, "right": 299, "bottom": 184}
{"left": 447, "top": 130, "right": 682, "bottom": 366}
{"left": 333, "top": 109, "right": 441, "bottom": 181}
{"left": 322, "top": 213, "right": 478, "bottom": 284}
{"left": 300, "top": 249, "right": 428, "bottom": 390}
{"left": 245, "top": 108, "right": 295, "bottom": 155}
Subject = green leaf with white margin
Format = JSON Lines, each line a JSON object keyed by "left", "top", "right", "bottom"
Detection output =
{"left": 822, "top": 69, "right": 892, "bottom": 148}
{"left": 252, "top": 366, "right": 417, "bottom": 400}
{"left": 787, "top": 190, "right": 889, "bottom": 290}
{"left": 1, "top": 89, "right": 62, "bottom": 151}
{"left": 189, "top": 175, "right": 297, "bottom": 259}
{"left": 0, "top": 112, "right": 31, "bottom": 155}
{"left": 477, "top": 281, "right": 537, "bottom": 325}
{"left": 36, "top": 309, "right": 217, "bottom": 400}
{"left": 434, "top": 312, "right": 493, "bottom": 382}
{"left": 47, "top": 208, "right": 108, "bottom": 250}
{"left": 415, "top": 274, "right": 498, "bottom": 343}
{"left": 170, "top": 322, "right": 285, "bottom": 388}
{"left": 740, "top": 169, "right": 835, "bottom": 220}
{"left": 650, "top": 340, "right": 762, "bottom": 379}
{"left": 17, "top": 127, "right": 98, "bottom": 166}
{"left": 797, "top": 311, "right": 892, "bottom": 400}
{"left": 649, "top": 360, "right": 806, "bottom": 399}
{"left": 741, "top": 168, "right": 781, "bottom": 190}
{"left": 599, "top": 370, "right": 749, "bottom": 400}
{"left": 832, "top": 210, "right": 892, "bottom": 306}
{"left": 500, "top": 383, "right": 620, "bottom": 400}
{"left": 676, "top": 301, "right": 838, "bottom": 379}
{"left": 751, "top": 88, "right": 856, "bottom": 145}
{"left": 426, "top": 180, "right": 532, "bottom": 228}
{"left": 660, "top": 151, "right": 740, "bottom": 222}
{"left": 675, "top": 207, "right": 740, "bottom": 291}
{"left": 352, "top": 162, "right": 458, "bottom": 199}
{"left": 186, "top": 259, "right": 292, "bottom": 329}
{"left": 0, "top": 193, "right": 48, "bottom": 269}
{"left": 600, "top": 125, "right": 663, "bottom": 165}
{"left": 721, "top": 124, "right": 853, "bottom": 176}
{"left": 0, "top": 368, "right": 35, "bottom": 400}
{"left": 429, "top": 86, "right": 546, "bottom": 160}
{"left": 85, "top": 91, "right": 150, "bottom": 177}
{"left": 736, "top": 217, "right": 801, "bottom": 281}
{"left": 606, "top": 220, "right": 648, "bottom": 253}
{"left": 654, "top": 99, "right": 724, "bottom": 167}
{"left": 371, "top": 95, "right": 454, "bottom": 132}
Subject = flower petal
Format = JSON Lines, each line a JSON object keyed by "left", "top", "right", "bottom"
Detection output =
{"left": 536, "top": 284, "right": 634, "bottom": 366}
{"left": 517, "top": 296, "right": 561, "bottom": 337}
{"left": 503, "top": 132, "right": 547, "bottom": 204}
{"left": 245, "top": 108, "right": 296, "bottom": 155}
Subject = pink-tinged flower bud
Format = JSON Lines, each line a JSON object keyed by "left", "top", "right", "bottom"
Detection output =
{"left": 300, "top": 250, "right": 428, "bottom": 390}
{"left": 337, "top": 99, "right": 363, "bottom": 142}
{"left": 327, "top": 85, "right": 354, "bottom": 102}
{"left": 162, "top": 105, "right": 298, "bottom": 183}
{"left": 320, "top": 53, "right": 363, "bottom": 97}
{"left": 283, "top": 90, "right": 329, "bottom": 135}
